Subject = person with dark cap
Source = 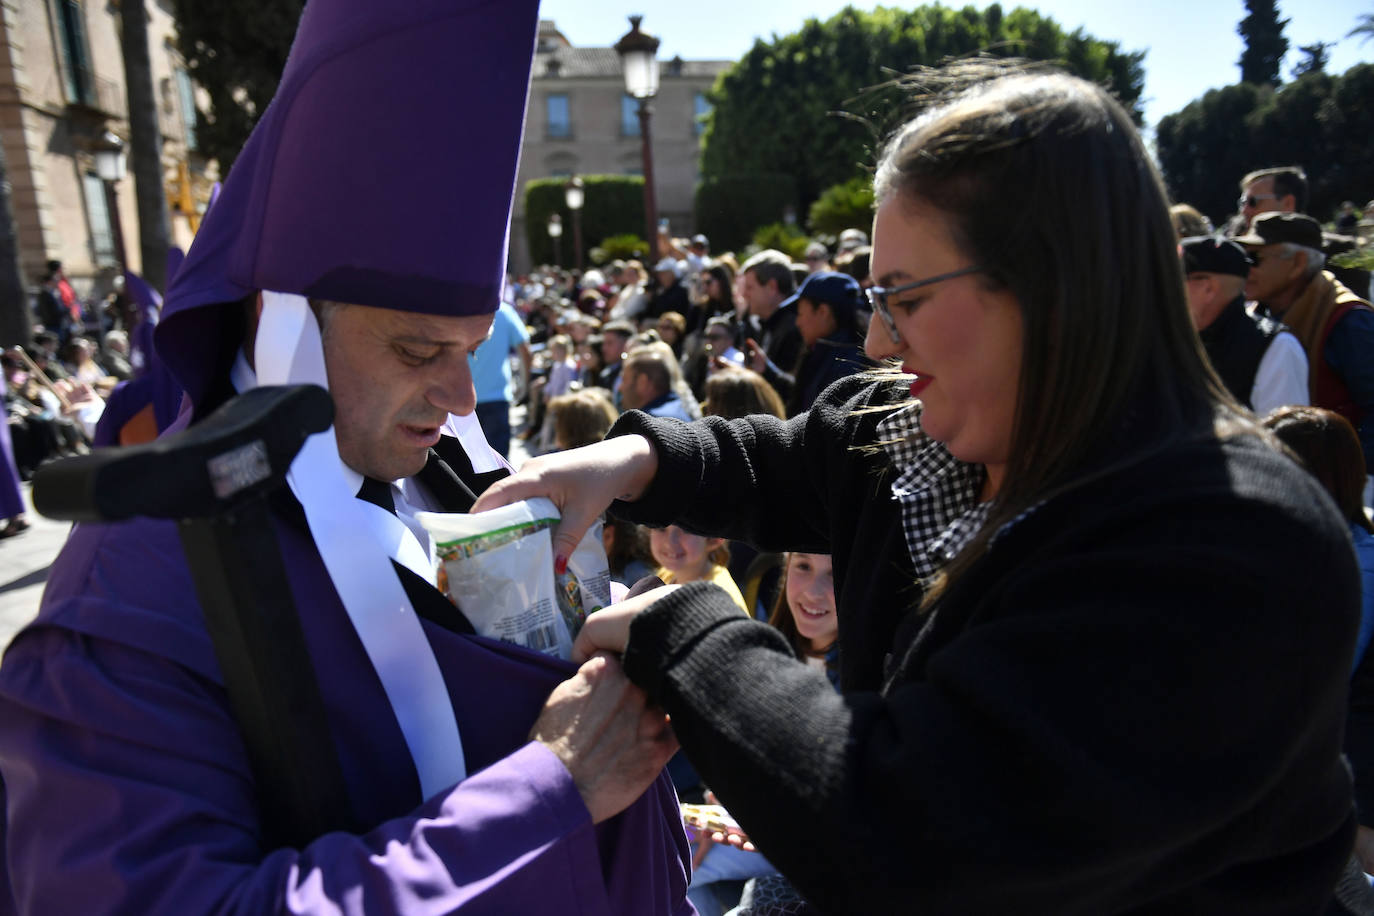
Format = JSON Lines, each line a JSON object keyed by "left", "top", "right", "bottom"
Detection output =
{"left": 784, "top": 271, "right": 874, "bottom": 416}
{"left": 1235, "top": 165, "right": 1371, "bottom": 296}
{"left": 0, "top": 2, "right": 691, "bottom": 913}
{"left": 1180, "top": 235, "right": 1307, "bottom": 413}
{"left": 1237, "top": 212, "right": 1374, "bottom": 488}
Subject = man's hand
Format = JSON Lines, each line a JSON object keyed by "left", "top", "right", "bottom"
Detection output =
{"left": 532, "top": 652, "right": 679, "bottom": 824}
{"left": 744, "top": 338, "right": 767, "bottom": 375}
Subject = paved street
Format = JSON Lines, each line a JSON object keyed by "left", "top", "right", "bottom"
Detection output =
{"left": 0, "top": 406, "right": 534, "bottom": 655}
{"left": 0, "top": 482, "right": 73, "bottom": 653}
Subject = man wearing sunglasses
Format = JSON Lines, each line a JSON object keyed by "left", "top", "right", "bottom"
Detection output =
{"left": 1236, "top": 165, "right": 1370, "bottom": 297}
{"left": 1179, "top": 236, "right": 1307, "bottom": 414}
{"left": 1237, "top": 213, "right": 1374, "bottom": 495}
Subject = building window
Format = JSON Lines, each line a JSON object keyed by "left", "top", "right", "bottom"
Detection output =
{"left": 546, "top": 93, "right": 570, "bottom": 139}
{"left": 175, "top": 68, "right": 199, "bottom": 151}
{"left": 621, "top": 95, "right": 640, "bottom": 137}
{"left": 82, "top": 172, "right": 116, "bottom": 266}
{"left": 56, "top": 0, "right": 95, "bottom": 106}
{"left": 694, "top": 92, "right": 711, "bottom": 136}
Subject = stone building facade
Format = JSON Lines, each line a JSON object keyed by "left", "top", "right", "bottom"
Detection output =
{"left": 510, "top": 20, "right": 730, "bottom": 275}
{"left": 0, "top": 0, "right": 213, "bottom": 302}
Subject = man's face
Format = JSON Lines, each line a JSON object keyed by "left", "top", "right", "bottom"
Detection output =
{"left": 740, "top": 270, "right": 777, "bottom": 317}
{"left": 318, "top": 302, "right": 493, "bottom": 481}
{"left": 618, "top": 367, "right": 645, "bottom": 409}
{"left": 1243, "top": 244, "right": 1303, "bottom": 305}
{"left": 1240, "top": 177, "right": 1293, "bottom": 224}
{"left": 602, "top": 331, "right": 628, "bottom": 364}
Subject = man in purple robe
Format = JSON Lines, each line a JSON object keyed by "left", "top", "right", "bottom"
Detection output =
{"left": 0, "top": 2, "right": 692, "bottom": 913}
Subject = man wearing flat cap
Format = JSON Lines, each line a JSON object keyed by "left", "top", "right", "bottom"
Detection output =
{"left": 1180, "top": 235, "right": 1307, "bottom": 414}
{"left": 1238, "top": 212, "right": 1374, "bottom": 474}
{"left": 0, "top": 2, "right": 692, "bottom": 913}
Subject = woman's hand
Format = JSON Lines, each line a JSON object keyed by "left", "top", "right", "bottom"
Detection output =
{"left": 472, "top": 435, "right": 659, "bottom": 571}
{"left": 573, "top": 584, "right": 680, "bottom": 663}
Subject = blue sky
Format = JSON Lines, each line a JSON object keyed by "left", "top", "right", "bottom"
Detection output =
{"left": 538, "top": 0, "right": 1372, "bottom": 129}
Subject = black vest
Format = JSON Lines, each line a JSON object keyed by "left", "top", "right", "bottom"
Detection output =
{"left": 1198, "top": 295, "right": 1285, "bottom": 409}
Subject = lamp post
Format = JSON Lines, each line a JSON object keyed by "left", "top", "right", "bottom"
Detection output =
{"left": 564, "top": 176, "right": 585, "bottom": 270}
{"left": 615, "top": 15, "right": 660, "bottom": 260}
{"left": 547, "top": 212, "right": 563, "bottom": 267}
{"left": 93, "top": 130, "right": 129, "bottom": 272}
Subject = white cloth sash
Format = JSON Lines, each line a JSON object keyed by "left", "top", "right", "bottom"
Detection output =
{"left": 254, "top": 291, "right": 466, "bottom": 794}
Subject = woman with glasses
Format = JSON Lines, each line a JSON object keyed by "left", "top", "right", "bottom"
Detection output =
{"left": 475, "top": 66, "right": 1358, "bottom": 913}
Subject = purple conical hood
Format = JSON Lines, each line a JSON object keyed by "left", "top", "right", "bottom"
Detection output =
{"left": 157, "top": 0, "right": 539, "bottom": 410}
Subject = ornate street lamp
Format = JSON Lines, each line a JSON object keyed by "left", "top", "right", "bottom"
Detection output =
{"left": 547, "top": 212, "right": 563, "bottom": 267}
{"left": 564, "top": 176, "right": 585, "bottom": 270}
{"left": 614, "top": 15, "right": 660, "bottom": 260}
{"left": 93, "top": 130, "right": 129, "bottom": 270}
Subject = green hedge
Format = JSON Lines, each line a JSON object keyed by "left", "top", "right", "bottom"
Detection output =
{"left": 808, "top": 176, "right": 874, "bottom": 237}
{"left": 525, "top": 175, "right": 644, "bottom": 267}
{"left": 694, "top": 172, "right": 797, "bottom": 254}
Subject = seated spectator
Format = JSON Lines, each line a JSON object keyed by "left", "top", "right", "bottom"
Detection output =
{"left": 63, "top": 337, "right": 118, "bottom": 396}
{"left": 786, "top": 271, "right": 874, "bottom": 415}
{"left": 656, "top": 311, "right": 687, "bottom": 359}
{"left": 620, "top": 344, "right": 698, "bottom": 421}
{"left": 834, "top": 245, "right": 872, "bottom": 287}
{"left": 100, "top": 330, "right": 134, "bottom": 381}
{"left": 688, "top": 552, "right": 839, "bottom": 916}
{"left": 768, "top": 553, "right": 838, "bottom": 686}
{"left": 703, "top": 366, "right": 786, "bottom": 420}
{"left": 837, "top": 227, "right": 868, "bottom": 254}
{"left": 803, "top": 241, "right": 830, "bottom": 274}
{"left": 549, "top": 387, "right": 618, "bottom": 451}
{"left": 1170, "top": 203, "right": 1214, "bottom": 239}
{"left": 703, "top": 317, "right": 745, "bottom": 368}
{"left": 578, "top": 335, "right": 605, "bottom": 387}
{"left": 646, "top": 258, "right": 689, "bottom": 320}
{"left": 649, "top": 524, "right": 746, "bottom": 611}
{"left": 603, "top": 514, "right": 654, "bottom": 587}
{"left": 544, "top": 334, "right": 579, "bottom": 400}
{"left": 1180, "top": 236, "right": 1307, "bottom": 413}
{"left": 1261, "top": 405, "right": 1374, "bottom": 913}
{"left": 606, "top": 260, "right": 649, "bottom": 321}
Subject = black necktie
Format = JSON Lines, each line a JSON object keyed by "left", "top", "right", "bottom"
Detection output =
{"left": 356, "top": 477, "right": 396, "bottom": 515}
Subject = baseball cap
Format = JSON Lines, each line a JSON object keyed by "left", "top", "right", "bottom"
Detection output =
{"left": 1180, "top": 237, "right": 1250, "bottom": 278}
{"left": 1233, "top": 212, "right": 1323, "bottom": 250}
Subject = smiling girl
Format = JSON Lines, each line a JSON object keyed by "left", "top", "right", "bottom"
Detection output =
{"left": 648, "top": 524, "right": 747, "bottom": 614}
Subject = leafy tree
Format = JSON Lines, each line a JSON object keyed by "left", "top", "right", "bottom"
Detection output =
{"left": 1155, "top": 83, "right": 1270, "bottom": 224}
{"left": 1237, "top": 0, "right": 1289, "bottom": 86}
{"left": 698, "top": 4, "right": 1144, "bottom": 232}
{"left": 751, "top": 223, "right": 810, "bottom": 261}
{"left": 588, "top": 234, "right": 649, "bottom": 267}
{"left": 524, "top": 176, "right": 644, "bottom": 267}
{"left": 1348, "top": 12, "right": 1374, "bottom": 45}
{"left": 173, "top": 0, "right": 305, "bottom": 173}
{"left": 1156, "top": 64, "right": 1374, "bottom": 225}
{"left": 808, "top": 176, "right": 875, "bottom": 236}
{"left": 694, "top": 173, "right": 797, "bottom": 254}
{"left": 1290, "top": 42, "right": 1331, "bottom": 80}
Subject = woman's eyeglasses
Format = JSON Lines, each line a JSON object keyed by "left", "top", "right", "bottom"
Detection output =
{"left": 865, "top": 265, "right": 986, "bottom": 344}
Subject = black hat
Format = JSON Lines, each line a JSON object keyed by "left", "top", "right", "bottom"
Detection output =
{"left": 1180, "top": 237, "right": 1249, "bottom": 278}
{"left": 1233, "top": 212, "right": 1323, "bottom": 251}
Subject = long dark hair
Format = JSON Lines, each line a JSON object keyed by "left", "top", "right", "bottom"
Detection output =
{"left": 1262, "top": 406, "right": 1374, "bottom": 534}
{"left": 875, "top": 66, "right": 1241, "bottom": 607}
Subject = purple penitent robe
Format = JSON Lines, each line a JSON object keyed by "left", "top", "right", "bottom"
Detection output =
{"left": 0, "top": 483, "right": 693, "bottom": 913}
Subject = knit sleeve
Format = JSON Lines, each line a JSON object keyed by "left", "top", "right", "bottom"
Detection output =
{"left": 605, "top": 373, "right": 896, "bottom": 553}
